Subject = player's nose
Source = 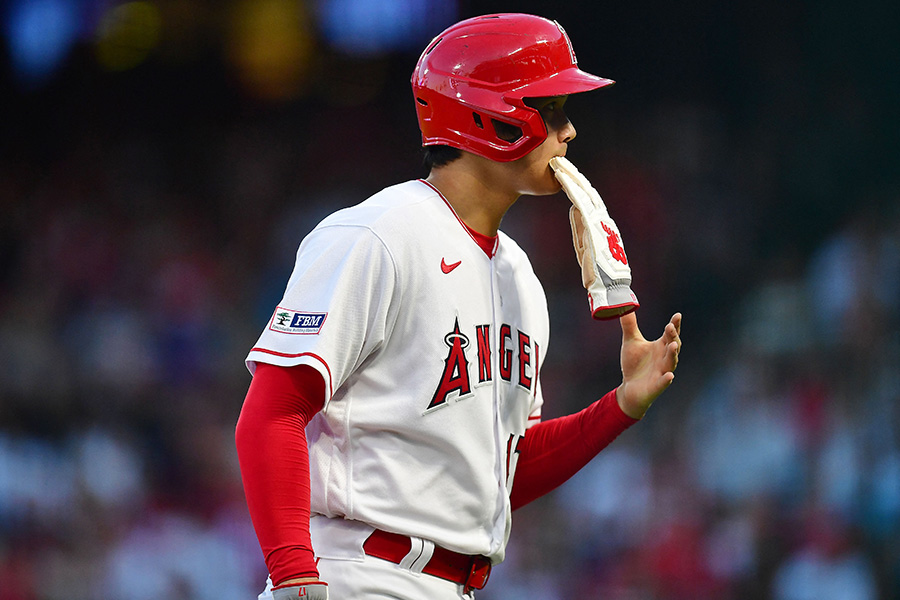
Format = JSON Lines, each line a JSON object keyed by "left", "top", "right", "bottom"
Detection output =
{"left": 558, "top": 120, "right": 576, "bottom": 143}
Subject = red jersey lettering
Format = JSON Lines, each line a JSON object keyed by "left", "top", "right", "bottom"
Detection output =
{"left": 476, "top": 324, "right": 492, "bottom": 383}
{"left": 428, "top": 318, "right": 472, "bottom": 410}
{"left": 499, "top": 324, "right": 512, "bottom": 382}
{"left": 517, "top": 330, "right": 532, "bottom": 390}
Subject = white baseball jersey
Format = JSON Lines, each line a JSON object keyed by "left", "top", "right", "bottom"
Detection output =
{"left": 246, "top": 179, "right": 549, "bottom": 564}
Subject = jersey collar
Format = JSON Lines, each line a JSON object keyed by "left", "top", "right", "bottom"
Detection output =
{"left": 418, "top": 179, "right": 499, "bottom": 258}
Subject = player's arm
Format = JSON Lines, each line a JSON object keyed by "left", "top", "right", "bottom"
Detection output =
{"left": 235, "top": 362, "right": 326, "bottom": 587}
{"left": 510, "top": 387, "right": 636, "bottom": 510}
{"left": 510, "top": 312, "right": 682, "bottom": 510}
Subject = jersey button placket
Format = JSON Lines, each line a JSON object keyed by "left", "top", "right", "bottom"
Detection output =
{"left": 488, "top": 256, "right": 508, "bottom": 533}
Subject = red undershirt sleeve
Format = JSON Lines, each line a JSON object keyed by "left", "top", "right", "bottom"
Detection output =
{"left": 235, "top": 362, "right": 325, "bottom": 586}
{"left": 510, "top": 388, "right": 639, "bottom": 511}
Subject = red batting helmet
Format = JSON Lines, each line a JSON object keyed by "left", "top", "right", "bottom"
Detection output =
{"left": 411, "top": 13, "right": 614, "bottom": 162}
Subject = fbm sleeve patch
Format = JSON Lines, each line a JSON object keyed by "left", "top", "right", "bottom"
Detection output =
{"left": 268, "top": 308, "right": 327, "bottom": 334}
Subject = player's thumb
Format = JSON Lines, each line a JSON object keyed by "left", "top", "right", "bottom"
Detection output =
{"left": 619, "top": 311, "right": 643, "bottom": 341}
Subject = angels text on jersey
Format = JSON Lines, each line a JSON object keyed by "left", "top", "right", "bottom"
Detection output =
{"left": 428, "top": 317, "right": 539, "bottom": 412}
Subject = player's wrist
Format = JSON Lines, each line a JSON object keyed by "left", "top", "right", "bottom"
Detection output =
{"left": 615, "top": 383, "right": 648, "bottom": 420}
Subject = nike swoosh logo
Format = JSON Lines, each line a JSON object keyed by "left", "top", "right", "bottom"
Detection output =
{"left": 441, "top": 258, "right": 462, "bottom": 274}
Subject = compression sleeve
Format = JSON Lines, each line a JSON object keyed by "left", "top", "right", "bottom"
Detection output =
{"left": 235, "top": 362, "right": 325, "bottom": 585}
{"left": 510, "top": 388, "right": 638, "bottom": 511}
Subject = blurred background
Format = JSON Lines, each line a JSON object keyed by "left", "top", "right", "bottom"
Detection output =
{"left": 1, "top": 0, "right": 898, "bottom": 598}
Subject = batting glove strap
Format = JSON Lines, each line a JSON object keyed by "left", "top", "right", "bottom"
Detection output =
{"left": 272, "top": 583, "right": 329, "bottom": 600}
{"left": 551, "top": 156, "right": 639, "bottom": 320}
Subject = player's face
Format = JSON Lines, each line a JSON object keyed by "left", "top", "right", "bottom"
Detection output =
{"left": 512, "top": 96, "right": 576, "bottom": 196}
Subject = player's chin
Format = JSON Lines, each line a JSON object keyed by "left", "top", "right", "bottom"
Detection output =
{"left": 519, "top": 165, "right": 562, "bottom": 196}
{"left": 539, "top": 172, "right": 563, "bottom": 195}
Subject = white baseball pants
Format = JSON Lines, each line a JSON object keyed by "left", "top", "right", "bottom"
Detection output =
{"left": 257, "top": 516, "right": 476, "bottom": 600}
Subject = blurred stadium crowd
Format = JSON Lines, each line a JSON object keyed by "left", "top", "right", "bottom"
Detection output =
{"left": 1, "top": 0, "right": 898, "bottom": 599}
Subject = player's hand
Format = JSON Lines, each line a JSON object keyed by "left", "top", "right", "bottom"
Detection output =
{"left": 272, "top": 581, "right": 329, "bottom": 600}
{"left": 549, "top": 156, "right": 639, "bottom": 320}
{"left": 616, "top": 312, "right": 682, "bottom": 419}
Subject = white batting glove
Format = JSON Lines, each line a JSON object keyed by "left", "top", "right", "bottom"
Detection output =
{"left": 549, "top": 156, "right": 639, "bottom": 320}
{"left": 271, "top": 583, "right": 329, "bottom": 600}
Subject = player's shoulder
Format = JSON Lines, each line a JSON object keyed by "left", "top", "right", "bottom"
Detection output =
{"left": 297, "top": 180, "right": 440, "bottom": 263}
{"left": 496, "top": 230, "right": 531, "bottom": 265}
{"left": 496, "top": 229, "right": 545, "bottom": 286}
{"left": 317, "top": 180, "right": 438, "bottom": 231}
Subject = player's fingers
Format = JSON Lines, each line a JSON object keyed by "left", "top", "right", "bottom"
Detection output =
{"left": 664, "top": 322, "right": 681, "bottom": 350}
{"left": 671, "top": 312, "right": 683, "bottom": 336}
{"left": 665, "top": 314, "right": 682, "bottom": 353}
{"left": 649, "top": 370, "right": 676, "bottom": 400}
{"left": 620, "top": 311, "right": 643, "bottom": 341}
{"left": 665, "top": 340, "right": 679, "bottom": 371}
{"left": 664, "top": 322, "right": 677, "bottom": 341}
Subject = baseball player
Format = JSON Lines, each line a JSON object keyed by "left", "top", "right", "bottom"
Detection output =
{"left": 235, "top": 13, "right": 682, "bottom": 600}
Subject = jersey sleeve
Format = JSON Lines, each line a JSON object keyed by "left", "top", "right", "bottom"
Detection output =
{"left": 246, "top": 225, "right": 397, "bottom": 408}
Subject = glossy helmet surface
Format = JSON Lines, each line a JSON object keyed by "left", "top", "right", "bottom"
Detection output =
{"left": 411, "top": 13, "right": 614, "bottom": 162}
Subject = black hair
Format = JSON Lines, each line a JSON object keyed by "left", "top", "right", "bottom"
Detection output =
{"left": 423, "top": 145, "right": 463, "bottom": 171}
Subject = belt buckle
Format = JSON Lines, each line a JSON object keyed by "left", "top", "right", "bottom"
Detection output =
{"left": 463, "top": 557, "right": 492, "bottom": 593}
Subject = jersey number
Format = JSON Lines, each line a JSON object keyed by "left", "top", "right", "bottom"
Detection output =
{"left": 506, "top": 433, "right": 523, "bottom": 491}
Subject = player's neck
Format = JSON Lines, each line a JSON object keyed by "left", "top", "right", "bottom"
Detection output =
{"left": 426, "top": 160, "right": 519, "bottom": 237}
